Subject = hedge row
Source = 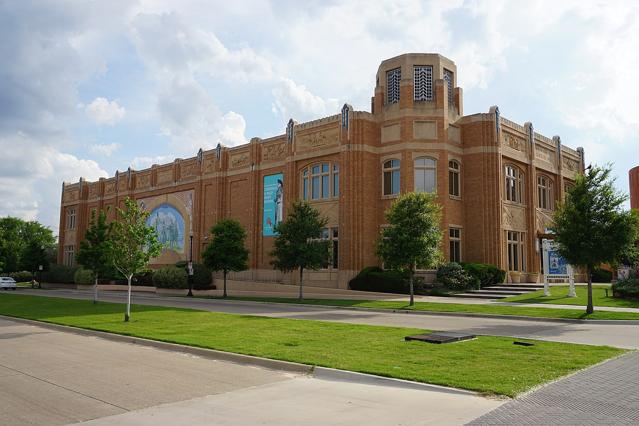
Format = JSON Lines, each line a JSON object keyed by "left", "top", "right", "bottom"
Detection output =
{"left": 612, "top": 278, "right": 639, "bottom": 299}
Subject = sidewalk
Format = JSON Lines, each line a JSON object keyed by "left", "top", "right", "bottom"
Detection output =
{"left": 383, "top": 295, "right": 639, "bottom": 313}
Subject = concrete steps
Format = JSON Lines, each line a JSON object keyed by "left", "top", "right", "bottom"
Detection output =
{"left": 451, "top": 283, "right": 544, "bottom": 300}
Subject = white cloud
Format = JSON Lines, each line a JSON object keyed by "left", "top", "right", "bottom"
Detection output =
{"left": 272, "top": 78, "right": 340, "bottom": 122}
{"left": 89, "top": 142, "right": 121, "bottom": 157}
{"left": 0, "top": 133, "right": 108, "bottom": 232}
{"left": 130, "top": 155, "right": 176, "bottom": 170}
{"left": 85, "top": 97, "right": 126, "bottom": 125}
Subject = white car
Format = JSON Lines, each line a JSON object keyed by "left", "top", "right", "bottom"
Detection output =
{"left": 0, "top": 277, "right": 17, "bottom": 290}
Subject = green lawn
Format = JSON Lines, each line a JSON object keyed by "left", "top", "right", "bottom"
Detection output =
{"left": 196, "top": 296, "right": 639, "bottom": 320}
{"left": 503, "top": 285, "right": 639, "bottom": 309}
{"left": 0, "top": 293, "right": 625, "bottom": 397}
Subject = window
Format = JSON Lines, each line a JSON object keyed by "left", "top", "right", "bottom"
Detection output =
{"left": 507, "top": 231, "right": 526, "bottom": 272}
{"left": 449, "top": 160, "right": 460, "bottom": 197}
{"left": 66, "top": 208, "right": 76, "bottom": 230}
{"left": 414, "top": 157, "right": 436, "bottom": 193}
{"left": 449, "top": 228, "right": 461, "bottom": 263}
{"left": 320, "top": 227, "right": 339, "bottom": 269}
{"left": 64, "top": 245, "right": 75, "bottom": 267}
{"left": 443, "top": 69, "right": 454, "bottom": 106}
{"left": 386, "top": 67, "right": 401, "bottom": 104}
{"left": 301, "top": 163, "right": 339, "bottom": 201}
{"left": 537, "top": 175, "right": 554, "bottom": 210}
{"left": 383, "top": 159, "right": 401, "bottom": 196}
{"left": 505, "top": 165, "right": 524, "bottom": 203}
{"left": 414, "top": 66, "right": 433, "bottom": 101}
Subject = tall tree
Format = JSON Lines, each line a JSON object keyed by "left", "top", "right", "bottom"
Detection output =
{"left": 108, "top": 198, "right": 161, "bottom": 321}
{"left": 377, "top": 192, "right": 442, "bottom": 306}
{"left": 202, "top": 219, "right": 249, "bottom": 298}
{"left": 270, "top": 201, "right": 329, "bottom": 300}
{"left": 552, "top": 165, "right": 639, "bottom": 314}
{"left": 76, "top": 209, "right": 111, "bottom": 304}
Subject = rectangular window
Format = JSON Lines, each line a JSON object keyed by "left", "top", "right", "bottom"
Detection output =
{"left": 507, "top": 231, "right": 526, "bottom": 272}
{"left": 322, "top": 175, "right": 329, "bottom": 198}
{"left": 64, "top": 245, "right": 75, "bottom": 266}
{"left": 302, "top": 169, "right": 308, "bottom": 200}
{"left": 386, "top": 68, "right": 401, "bottom": 104}
{"left": 414, "top": 66, "right": 433, "bottom": 101}
{"left": 449, "top": 228, "right": 461, "bottom": 263}
{"left": 333, "top": 164, "right": 339, "bottom": 197}
{"left": 312, "top": 176, "right": 320, "bottom": 199}
{"left": 444, "top": 69, "right": 454, "bottom": 106}
{"left": 66, "top": 208, "right": 76, "bottom": 230}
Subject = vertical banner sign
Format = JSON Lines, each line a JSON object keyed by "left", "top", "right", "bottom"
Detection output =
{"left": 547, "top": 245, "right": 568, "bottom": 275}
{"left": 263, "top": 173, "right": 284, "bottom": 236}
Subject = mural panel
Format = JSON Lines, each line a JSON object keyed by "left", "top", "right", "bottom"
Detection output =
{"left": 139, "top": 190, "right": 194, "bottom": 264}
{"left": 263, "top": 173, "right": 283, "bottom": 236}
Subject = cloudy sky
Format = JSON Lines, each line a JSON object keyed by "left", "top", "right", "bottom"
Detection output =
{"left": 1, "top": 0, "right": 638, "bottom": 233}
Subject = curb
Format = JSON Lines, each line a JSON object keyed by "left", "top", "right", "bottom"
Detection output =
{"left": 0, "top": 314, "right": 483, "bottom": 396}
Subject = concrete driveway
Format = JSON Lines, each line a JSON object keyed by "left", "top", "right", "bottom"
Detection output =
{"left": 16, "top": 289, "right": 639, "bottom": 349}
{"left": 0, "top": 317, "right": 501, "bottom": 425}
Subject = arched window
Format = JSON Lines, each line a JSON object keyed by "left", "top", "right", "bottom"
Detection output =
{"left": 537, "top": 175, "right": 554, "bottom": 210}
{"left": 448, "top": 160, "right": 460, "bottom": 197}
{"left": 505, "top": 165, "right": 524, "bottom": 203}
{"left": 301, "top": 163, "right": 339, "bottom": 201}
{"left": 383, "top": 159, "right": 400, "bottom": 196}
{"left": 414, "top": 157, "right": 436, "bottom": 193}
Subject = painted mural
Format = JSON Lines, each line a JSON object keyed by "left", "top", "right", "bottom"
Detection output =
{"left": 139, "top": 190, "right": 193, "bottom": 264}
{"left": 146, "top": 204, "right": 185, "bottom": 253}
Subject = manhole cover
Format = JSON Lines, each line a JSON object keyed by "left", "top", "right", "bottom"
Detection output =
{"left": 405, "top": 331, "right": 476, "bottom": 344}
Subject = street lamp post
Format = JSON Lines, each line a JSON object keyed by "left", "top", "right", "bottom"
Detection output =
{"left": 187, "top": 233, "right": 194, "bottom": 297}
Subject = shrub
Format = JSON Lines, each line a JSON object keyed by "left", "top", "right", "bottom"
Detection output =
{"left": 461, "top": 262, "right": 506, "bottom": 288}
{"left": 74, "top": 267, "right": 94, "bottom": 284}
{"left": 174, "top": 262, "right": 214, "bottom": 290}
{"left": 612, "top": 278, "right": 639, "bottom": 299}
{"left": 132, "top": 271, "right": 154, "bottom": 286}
{"left": 591, "top": 267, "right": 613, "bottom": 283}
{"left": 436, "top": 262, "right": 479, "bottom": 291}
{"left": 349, "top": 267, "right": 409, "bottom": 294}
{"left": 41, "top": 264, "right": 77, "bottom": 284}
{"left": 9, "top": 271, "right": 33, "bottom": 282}
{"left": 153, "top": 266, "right": 188, "bottom": 289}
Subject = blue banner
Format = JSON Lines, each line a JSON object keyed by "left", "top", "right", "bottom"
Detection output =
{"left": 263, "top": 173, "right": 283, "bottom": 236}
{"left": 548, "top": 246, "right": 568, "bottom": 275}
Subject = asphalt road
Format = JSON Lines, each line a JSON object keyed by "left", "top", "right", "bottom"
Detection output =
{"left": 0, "top": 317, "right": 501, "bottom": 425}
{"left": 12, "top": 288, "right": 639, "bottom": 349}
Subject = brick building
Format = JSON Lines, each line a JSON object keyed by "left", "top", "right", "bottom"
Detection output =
{"left": 630, "top": 166, "right": 639, "bottom": 210}
{"left": 58, "top": 53, "right": 584, "bottom": 287}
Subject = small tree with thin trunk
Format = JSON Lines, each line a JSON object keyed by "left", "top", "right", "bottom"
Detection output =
{"left": 551, "top": 164, "right": 639, "bottom": 314}
{"left": 108, "top": 197, "right": 161, "bottom": 321}
{"left": 377, "top": 192, "right": 442, "bottom": 306}
{"left": 270, "top": 201, "right": 329, "bottom": 300}
{"left": 202, "top": 219, "right": 249, "bottom": 298}
{"left": 76, "top": 209, "right": 111, "bottom": 304}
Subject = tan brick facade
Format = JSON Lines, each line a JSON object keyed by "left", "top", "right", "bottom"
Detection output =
{"left": 58, "top": 53, "right": 584, "bottom": 287}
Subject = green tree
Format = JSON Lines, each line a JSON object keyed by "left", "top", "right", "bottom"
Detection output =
{"left": 552, "top": 165, "right": 639, "bottom": 314}
{"left": 76, "top": 209, "right": 111, "bottom": 304}
{"left": 108, "top": 198, "right": 161, "bottom": 321}
{"left": 0, "top": 217, "right": 56, "bottom": 274}
{"left": 270, "top": 201, "right": 329, "bottom": 300}
{"left": 202, "top": 219, "right": 249, "bottom": 298}
{"left": 377, "top": 192, "right": 443, "bottom": 306}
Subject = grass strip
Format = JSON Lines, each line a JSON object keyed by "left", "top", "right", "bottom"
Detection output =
{"left": 195, "top": 296, "right": 639, "bottom": 320}
{"left": 503, "top": 285, "right": 639, "bottom": 309}
{"left": 0, "top": 293, "right": 625, "bottom": 397}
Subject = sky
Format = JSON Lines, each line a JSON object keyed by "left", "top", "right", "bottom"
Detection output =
{"left": 1, "top": 0, "right": 638, "bottom": 234}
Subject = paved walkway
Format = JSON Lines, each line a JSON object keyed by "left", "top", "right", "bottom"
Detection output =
{"left": 469, "top": 351, "right": 639, "bottom": 425}
{"left": 0, "top": 317, "right": 501, "bottom": 425}
{"left": 12, "top": 289, "right": 639, "bottom": 349}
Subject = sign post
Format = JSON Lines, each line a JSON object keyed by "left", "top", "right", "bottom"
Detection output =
{"left": 542, "top": 239, "right": 576, "bottom": 297}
